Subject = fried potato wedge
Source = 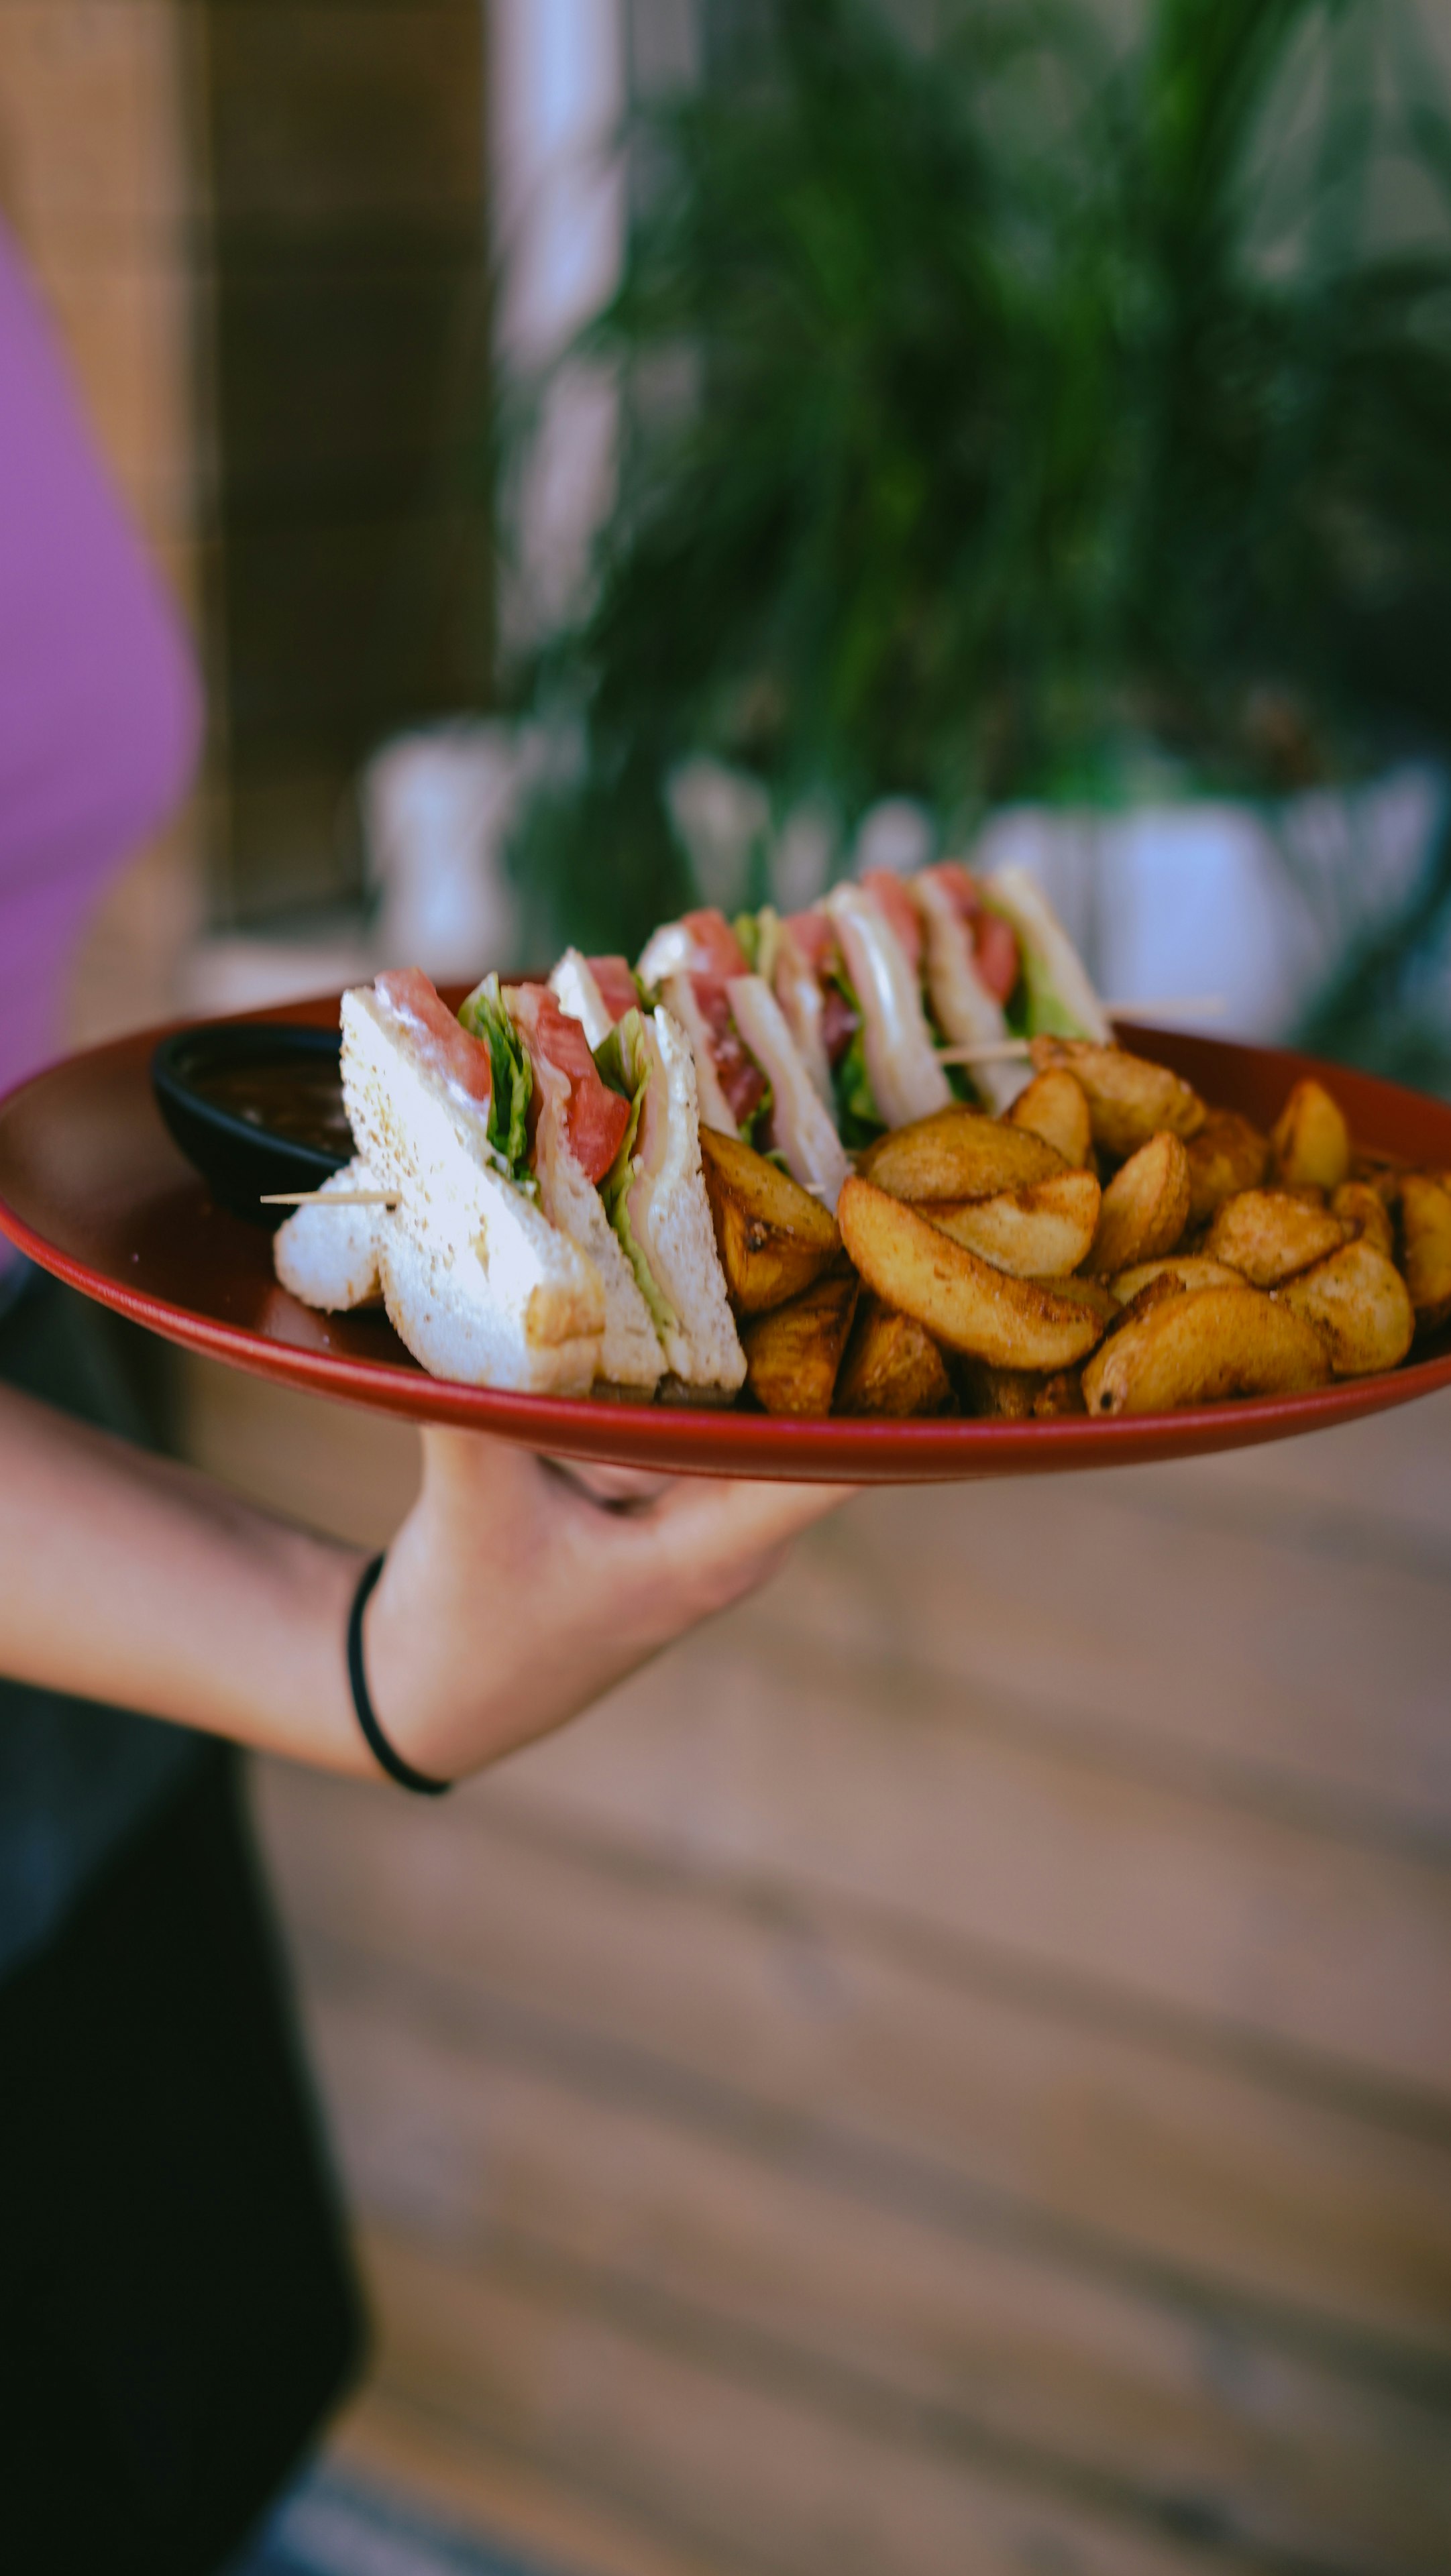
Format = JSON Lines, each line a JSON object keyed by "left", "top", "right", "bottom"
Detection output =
{"left": 1399, "top": 1172, "right": 1451, "bottom": 1333}
{"left": 860, "top": 1104, "right": 1063, "bottom": 1202}
{"left": 1203, "top": 1189, "right": 1347, "bottom": 1287}
{"left": 926, "top": 1168, "right": 1101, "bottom": 1278}
{"left": 1081, "top": 1284, "right": 1330, "bottom": 1416}
{"left": 699, "top": 1127, "right": 841, "bottom": 1314}
{"left": 1034, "top": 1367, "right": 1087, "bottom": 1418}
{"left": 1185, "top": 1110, "right": 1270, "bottom": 1226}
{"left": 1049, "top": 1274, "right": 1121, "bottom": 1325}
{"left": 961, "top": 1361, "right": 1089, "bottom": 1421}
{"left": 741, "top": 1266, "right": 860, "bottom": 1416}
{"left": 1269, "top": 1078, "right": 1351, "bottom": 1192}
{"left": 1029, "top": 1038, "right": 1206, "bottom": 1159}
{"left": 1006, "top": 1067, "right": 1092, "bottom": 1168}
{"left": 836, "top": 1296, "right": 953, "bottom": 1418}
{"left": 959, "top": 1360, "right": 1082, "bottom": 1422}
{"left": 1110, "top": 1255, "right": 1244, "bottom": 1304}
{"left": 838, "top": 1176, "right": 1104, "bottom": 1370}
{"left": 1330, "top": 1180, "right": 1395, "bottom": 1260}
{"left": 960, "top": 1361, "right": 1035, "bottom": 1420}
{"left": 1086, "top": 1132, "right": 1191, "bottom": 1276}
{"left": 1275, "top": 1239, "right": 1415, "bottom": 1378}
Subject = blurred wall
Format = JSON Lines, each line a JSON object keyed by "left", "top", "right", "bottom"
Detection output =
{"left": 198, "top": 0, "right": 493, "bottom": 928}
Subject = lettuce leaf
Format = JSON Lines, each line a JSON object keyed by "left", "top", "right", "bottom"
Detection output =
{"left": 458, "top": 974, "right": 535, "bottom": 1186}
{"left": 739, "top": 1074, "right": 774, "bottom": 1151}
{"left": 830, "top": 985, "right": 884, "bottom": 1150}
{"left": 1017, "top": 950, "right": 1083, "bottom": 1040}
{"left": 594, "top": 1011, "right": 679, "bottom": 1340}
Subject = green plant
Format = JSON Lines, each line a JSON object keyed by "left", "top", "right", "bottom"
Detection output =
{"left": 500, "top": 0, "right": 1451, "bottom": 970}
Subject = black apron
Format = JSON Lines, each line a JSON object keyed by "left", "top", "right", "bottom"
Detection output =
{"left": 0, "top": 1277, "right": 364, "bottom": 2573}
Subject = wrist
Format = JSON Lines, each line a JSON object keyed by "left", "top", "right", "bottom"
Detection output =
{"left": 350, "top": 1556, "right": 451, "bottom": 1794}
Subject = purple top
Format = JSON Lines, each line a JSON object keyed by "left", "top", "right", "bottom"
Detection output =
{"left": 0, "top": 223, "right": 200, "bottom": 1133}
{"left": 0, "top": 223, "right": 205, "bottom": 1975}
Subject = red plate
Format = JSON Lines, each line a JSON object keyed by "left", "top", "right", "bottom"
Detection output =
{"left": 1, "top": 996, "right": 1449, "bottom": 1481}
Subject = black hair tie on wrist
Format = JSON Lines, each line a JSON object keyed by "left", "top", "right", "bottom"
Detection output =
{"left": 347, "top": 1555, "right": 451, "bottom": 1796}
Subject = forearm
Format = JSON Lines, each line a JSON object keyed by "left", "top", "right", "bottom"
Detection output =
{"left": 0, "top": 1384, "right": 370, "bottom": 1774}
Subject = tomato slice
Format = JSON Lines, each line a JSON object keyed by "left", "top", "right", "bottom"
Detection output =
{"left": 587, "top": 955, "right": 640, "bottom": 1025}
{"left": 918, "top": 864, "right": 1020, "bottom": 1005}
{"left": 859, "top": 869, "right": 924, "bottom": 976}
{"left": 376, "top": 968, "right": 492, "bottom": 1109}
{"left": 508, "top": 983, "right": 630, "bottom": 1182}
{"left": 971, "top": 910, "right": 1020, "bottom": 1005}
{"left": 680, "top": 908, "right": 751, "bottom": 979}
{"left": 780, "top": 909, "right": 837, "bottom": 976}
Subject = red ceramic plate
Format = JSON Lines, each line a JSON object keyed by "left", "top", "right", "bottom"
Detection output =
{"left": 1, "top": 996, "right": 1449, "bottom": 1481}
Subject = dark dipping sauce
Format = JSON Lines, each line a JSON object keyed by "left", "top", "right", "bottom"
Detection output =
{"left": 195, "top": 1053, "right": 352, "bottom": 1159}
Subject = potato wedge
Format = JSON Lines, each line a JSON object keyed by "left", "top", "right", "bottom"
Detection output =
{"left": 1185, "top": 1110, "right": 1270, "bottom": 1226}
{"left": 1081, "top": 1284, "right": 1330, "bottom": 1416}
{"left": 1086, "top": 1132, "right": 1191, "bottom": 1276}
{"left": 960, "top": 1361, "right": 1035, "bottom": 1420}
{"left": 1275, "top": 1239, "right": 1415, "bottom": 1378}
{"left": 1269, "top": 1078, "right": 1350, "bottom": 1192}
{"left": 961, "top": 1361, "right": 1089, "bottom": 1421}
{"left": 836, "top": 1296, "right": 953, "bottom": 1418}
{"left": 1034, "top": 1367, "right": 1087, "bottom": 1418}
{"left": 1203, "top": 1189, "right": 1346, "bottom": 1287}
{"left": 1006, "top": 1068, "right": 1092, "bottom": 1168}
{"left": 859, "top": 1104, "right": 1063, "bottom": 1202}
{"left": 1330, "top": 1180, "right": 1395, "bottom": 1260}
{"left": 741, "top": 1267, "right": 860, "bottom": 1416}
{"left": 926, "top": 1168, "right": 1101, "bottom": 1278}
{"left": 1110, "top": 1255, "right": 1244, "bottom": 1304}
{"left": 1399, "top": 1172, "right": 1451, "bottom": 1333}
{"left": 837, "top": 1176, "right": 1104, "bottom": 1370}
{"left": 1029, "top": 1038, "right": 1206, "bottom": 1158}
{"left": 699, "top": 1127, "right": 841, "bottom": 1314}
{"left": 1049, "top": 1275, "right": 1121, "bottom": 1326}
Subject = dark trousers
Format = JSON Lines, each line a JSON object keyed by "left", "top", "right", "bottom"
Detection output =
{"left": 0, "top": 1746, "right": 364, "bottom": 2574}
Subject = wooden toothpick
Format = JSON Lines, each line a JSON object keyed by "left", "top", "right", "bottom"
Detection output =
{"left": 936, "top": 996, "right": 1227, "bottom": 1066}
{"left": 260, "top": 1188, "right": 398, "bottom": 1209}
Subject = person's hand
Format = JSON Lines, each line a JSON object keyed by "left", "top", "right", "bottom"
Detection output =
{"left": 361, "top": 1429, "right": 859, "bottom": 1782}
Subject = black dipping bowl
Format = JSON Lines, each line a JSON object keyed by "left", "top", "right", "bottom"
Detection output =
{"left": 151, "top": 1023, "right": 349, "bottom": 1227}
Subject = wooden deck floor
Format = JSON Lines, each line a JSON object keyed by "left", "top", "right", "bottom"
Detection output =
{"left": 180, "top": 1357, "right": 1451, "bottom": 2576}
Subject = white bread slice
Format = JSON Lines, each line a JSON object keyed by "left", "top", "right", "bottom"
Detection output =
{"left": 913, "top": 873, "right": 1023, "bottom": 1111}
{"left": 825, "top": 882, "right": 952, "bottom": 1129}
{"left": 273, "top": 1156, "right": 384, "bottom": 1310}
{"left": 628, "top": 1008, "right": 745, "bottom": 1391}
{"left": 985, "top": 863, "right": 1111, "bottom": 1042}
{"left": 340, "top": 987, "right": 604, "bottom": 1394}
{"left": 549, "top": 948, "right": 614, "bottom": 1050}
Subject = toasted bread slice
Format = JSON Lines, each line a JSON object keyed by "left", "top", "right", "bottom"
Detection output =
{"left": 273, "top": 1156, "right": 384, "bottom": 1311}
{"left": 341, "top": 987, "right": 604, "bottom": 1394}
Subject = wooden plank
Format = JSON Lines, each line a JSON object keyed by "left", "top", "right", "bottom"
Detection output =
{"left": 330, "top": 2384, "right": 729, "bottom": 2576}
{"left": 765, "top": 1465, "right": 1451, "bottom": 1849}
{"left": 179, "top": 1354, "right": 420, "bottom": 1549}
{"left": 307, "top": 1969, "right": 1451, "bottom": 2573}
{"left": 462, "top": 1623, "right": 1451, "bottom": 2109}
{"left": 255, "top": 1767, "right": 1451, "bottom": 2366}
{"left": 357, "top": 2221, "right": 1242, "bottom": 2576}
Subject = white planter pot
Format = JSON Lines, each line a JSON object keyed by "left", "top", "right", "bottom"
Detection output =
{"left": 970, "top": 764, "right": 1449, "bottom": 1039}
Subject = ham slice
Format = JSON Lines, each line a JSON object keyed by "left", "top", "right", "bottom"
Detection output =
{"left": 375, "top": 969, "right": 492, "bottom": 1116}
{"left": 727, "top": 975, "right": 849, "bottom": 1209}
{"left": 506, "top": 982, "right": 630, "bottom": 1184}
